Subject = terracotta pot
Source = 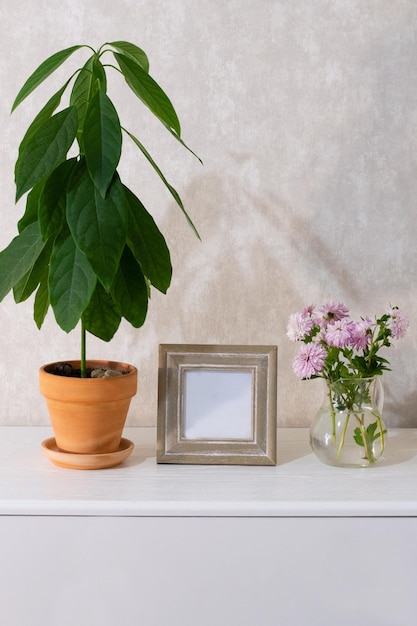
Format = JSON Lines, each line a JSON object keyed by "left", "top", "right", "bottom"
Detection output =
{"left": 39, "top": 360, "right": 138, "bottom": 454}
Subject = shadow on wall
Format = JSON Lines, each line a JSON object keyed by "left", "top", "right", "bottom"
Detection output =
{"left": 162, "top": 143, "right": 417, "bottom": 426}
{"left": 154, "top": 7, "right": 417, "bottom": 427}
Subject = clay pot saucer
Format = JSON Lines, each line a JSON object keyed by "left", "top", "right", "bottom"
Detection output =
{"left": 41, "top": 437, "right": 134, "bottom": 470}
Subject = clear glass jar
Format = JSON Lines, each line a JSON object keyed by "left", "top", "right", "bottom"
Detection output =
{"left": 310, "top": 377, "right": 386, "bottom": 468}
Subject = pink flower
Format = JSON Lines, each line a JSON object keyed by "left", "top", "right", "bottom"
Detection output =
{"left": 350, "top": 318, "right": 373, "bottom": 350}
{"left": 302, "top": 304, "right": 315, "bottom": 316}
{"left": 292, "top": 343, "right": 327, "bottom": 379}
{"left": 325, "top": 318, "right": 354, "bottom": 348}
{"left": 386, "top": 307, "right": 409, "bottom": 339}
{"left": 286, "top": 311, "right": 315, "bottom": 342}
{"left": 319, "top": 301, "right": 349, "bottom": 323}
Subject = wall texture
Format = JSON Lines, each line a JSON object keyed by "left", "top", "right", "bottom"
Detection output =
{"left": 0, "top": 0, "right": 416, "bottom": 427}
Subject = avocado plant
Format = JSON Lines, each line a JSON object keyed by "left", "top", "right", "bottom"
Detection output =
{"left": 0, "top": 41, "right": 199, "bottom": 376}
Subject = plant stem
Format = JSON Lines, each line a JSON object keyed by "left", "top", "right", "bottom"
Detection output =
{"left": 336, "top": 411, "right": 350, "bottom": 461}
{"left": 374, "top": 412, "right": 386, "bottom": 455}
{"left": 355, "top": 413, "right": 376, "bottom": 464}
{"left": 81, "top": 321, "right": 87, "bottom": 378}
{"left": 329, "top": 388, "right": 336, "bottom": 443}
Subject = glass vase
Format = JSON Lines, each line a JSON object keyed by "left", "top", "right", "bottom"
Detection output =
{"left": 310, "top": 377, "right": 386, "bottom": 468}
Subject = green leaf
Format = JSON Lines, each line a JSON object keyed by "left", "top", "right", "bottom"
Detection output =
{"left": 353, "top": 427, "right": 363, "bottom": 447}
{"left": 0, "top": 222, "right": 45, "bottom": 301}
{"left": 354, "top": 422, "right": 385, "bottom": 447}
{"left": 82, "top": 282, "right": 121, "bottom": 342}
{"left": 17, "top": 182, "right": 45, "bottom": 232}
{"left": 124, "top": 186, "right": 172, "bottom": 293}
{"left": 66, "top": 163, "right": 128, "bottom": 290}
{"left": 12, "top": 45, "right": 83, "bottom": 112}
{"left": 124, "top": 129, "right": 200, "bottom": 240}
{"left": 70, "top": 56, "right": 107, "bottom": 150}
{"left": 18, "top": 81, "right": 71, "bottom": 155}
{"left": 39, "top": 158, "right": 77, "bottom": 240}
{"left": 111, "top": 246, "right": 148, "bottom": 327}
{"left": 113, "top": 52, "right": 180, "bottom": 136}
{"left": 49, "top": 232, "right": 97, "bottom": 333}
{"left": 92, "top": 55, "right": 107, "bottom": 88}
{"left": 366, "top": 422, "right": 378, "bottom": 440}
{"left": 13, "top": 237, "right": 53, "bottom": 303}
{"left": 108, "top": 41, "right": 149, "bottom": 72}
{"left": 34, "top": 274, "right": 50, "bottom": 329}
{"left": 15, "top": 106, "right": 78, "bottom": 201}
{"left": 83, "top": 90, "right": 122, "bottom": 197}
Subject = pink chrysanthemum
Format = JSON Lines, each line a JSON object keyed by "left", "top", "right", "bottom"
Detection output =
{"left": 301, "top": 304, "right": 315, "bottom": 316}
{"left": 386, "top": 307, "right": 409, "bottom": 339}
{"left": 292, "top": 343, "right": 326, "bottom": 379}
{"left": 319, "top": 301, "right": 349, "bottom": 323}
{"left": 350, "top": 318, "right": 373, "bottom": 350}
{"left": 324, "top": 318, "right": 354, "bottom": 348}
{"left": 286, "top": 311, "right": 315, "bottom": 342}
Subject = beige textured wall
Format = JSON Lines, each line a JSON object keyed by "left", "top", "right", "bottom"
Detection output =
{"left": 0, "top": 0, "right": 416, "bottom": 427}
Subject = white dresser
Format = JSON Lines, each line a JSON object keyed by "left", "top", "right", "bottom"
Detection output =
{"left": 1, "top": 427, "right": 417, "bottom": 626}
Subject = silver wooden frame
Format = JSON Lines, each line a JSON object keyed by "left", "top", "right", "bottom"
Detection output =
{"left": 157, "top": 344, "right": 277, "bottom": 465}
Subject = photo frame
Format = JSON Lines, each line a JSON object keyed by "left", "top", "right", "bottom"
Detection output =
{"left": 157, "top": 344, "right": 277, "bottom": 465}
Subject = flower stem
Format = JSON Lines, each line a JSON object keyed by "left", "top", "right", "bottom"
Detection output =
{"left": 378, "top": 416, "right": 386, "bottom": 455}
{"left": 355, "top": 413, "right": 377, "bottom": 464}
{"left": 336, "top": 411, "right": 350, "bottom": 461}
{"left": 81, "top": 322, "right": 87, "bottom": 378}
{"left": 374, "top": 411, "right": 386, "bottom": 455}
{"left": 329, "top": 388, "right": 336, "bottom": 443}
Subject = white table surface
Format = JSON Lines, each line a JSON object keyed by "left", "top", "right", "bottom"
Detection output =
{"left": 1, "top": 426, "right": 417, "bottom": 517}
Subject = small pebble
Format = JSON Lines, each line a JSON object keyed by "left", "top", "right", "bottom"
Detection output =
{"left": 91, "top": 368, "right": 106, "bottom": 378}
{"left": 54, "top": 362, "right": 74, "bottom": 375}
{"left": 104, "top": 369, "right": 123, "bottom": 377}
{"left": 53, "top": 364, "right": 126, "bottom": 378}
